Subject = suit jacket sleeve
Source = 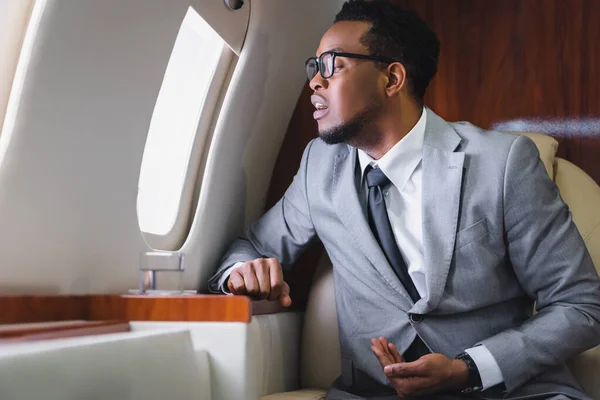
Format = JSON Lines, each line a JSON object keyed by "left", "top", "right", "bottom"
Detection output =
{"left": 479, "top": 134, "right": 600, "bottom": 392}
{"left": 207, "top": 139, "right": 318, "bottom": 293}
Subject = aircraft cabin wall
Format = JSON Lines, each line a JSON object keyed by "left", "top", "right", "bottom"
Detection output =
{"left": 0, "top": 0, "right": 344, "bottom": 294}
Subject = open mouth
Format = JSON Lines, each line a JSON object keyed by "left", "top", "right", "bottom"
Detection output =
{"left": 311, "top": 95, "right": 329, "bottom": 120}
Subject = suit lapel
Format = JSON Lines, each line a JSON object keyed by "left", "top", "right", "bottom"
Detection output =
{"left": 412, "top": 109, "right": 464, "bottom": 315}
{"left": 332, "top": 146, "right": 413, "bottom": 307}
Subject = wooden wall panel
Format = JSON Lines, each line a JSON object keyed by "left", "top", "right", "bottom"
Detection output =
{"left": 268, "top": 0, "right": 600, "bottom": 310}
{"left": 397, "top": 0, "right": 600, "bottom": 183}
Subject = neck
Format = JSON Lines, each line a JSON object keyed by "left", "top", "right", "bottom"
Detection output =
{"left": 354, "top": 101, "right": 422, "bottom": 160}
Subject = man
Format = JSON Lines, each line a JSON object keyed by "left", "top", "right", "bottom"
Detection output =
{"left": 208, "top": 1, "right": 600, "bottom": 399}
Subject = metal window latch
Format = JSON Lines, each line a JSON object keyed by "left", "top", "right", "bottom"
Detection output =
{"left": 224, "top": 0, "right": 244, "bottom": 10}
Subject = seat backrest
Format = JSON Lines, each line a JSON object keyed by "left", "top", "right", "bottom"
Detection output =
{"left": 299, "top": 251, "right": 341, "bottom": 389}
{"left": 555, "top": 157, "right": 600, "bottom": 399}
{"left": 299, "top": 132, "right": 600, "bottom": 398}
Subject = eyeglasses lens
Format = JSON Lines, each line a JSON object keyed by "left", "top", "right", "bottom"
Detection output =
{"left": 306, "top": 58, "right": 318, "bottom": 80}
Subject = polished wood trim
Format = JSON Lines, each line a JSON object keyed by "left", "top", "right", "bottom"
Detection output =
{"left": 87, "top": 295, "right": 252, "bottom": 323}
{"left": 0, "top": 294, "right": 253, "bottom": 324}
{"left": 0, "top": 296, "right": 88, "bottom": 324}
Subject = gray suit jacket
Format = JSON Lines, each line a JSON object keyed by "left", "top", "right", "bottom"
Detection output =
{"left": 208, "top": 109, "right": 600, "bottom": 399}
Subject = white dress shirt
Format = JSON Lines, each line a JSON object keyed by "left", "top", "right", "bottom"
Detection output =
{"left": 357, "top": 108, "right": 503, "bottom": 390}
{"left": 220, "top": 108, "right": 504, "bottom": 390}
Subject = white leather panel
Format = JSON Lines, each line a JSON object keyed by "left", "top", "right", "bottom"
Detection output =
{"left": 132, "top": 321, "right": 250, "bottom": 400}
{"left": 133, "top": 313, "right": 303, "bottom": 400}
{"left": 0, "top": 328, "right": 210, "bottom": 400}
{"left": 0, "top": 0, "right": 202, "bottom": 294}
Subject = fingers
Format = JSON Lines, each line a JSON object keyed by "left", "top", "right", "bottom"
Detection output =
{"left": 371, "top": 342, "right": 389, "bottom": 367}
{"left": 263, "top": 258, "right": 291, "bottom": 306}
{"left": 240, "top": 262, "right": 261, "bottom": 297}
{"left": 279, "top": 281, "right": 292, "bottom": 307}
{"left": 378, "top": 336, "right": 390, "bottom": 348}
{"left": 371, "top": 337, "right": 394, "bottom": 367}
{"left": 268, "top": 259, "right": 284, "bottom": 301}
{"left": 387, "top": 342, "right": 403, "bottom": 364}
{"left": 378, "top": 337, "right": 398, "bottom": 364}
{"left": 229, "top": 258, "right": 291, "bottom": 306}
{"left": 227, "top": 269, "right": 246, "bottom": 294}
{"left": 253, "top": 259, "right": 271, "bottom": 300}
{"left": 371, "top": 337, "right": 387, "bottom": 356}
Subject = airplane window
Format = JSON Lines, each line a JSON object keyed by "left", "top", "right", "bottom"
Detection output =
{"left": 137, "top": 6, "right": 224, "bottom": 236}
{"left": 0, "top": 0, "right": 35, "bottom": 136}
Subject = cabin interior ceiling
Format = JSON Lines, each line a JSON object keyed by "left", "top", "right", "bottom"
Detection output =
{"left": 0, "top": 0, "right": 344, "bottom": 295}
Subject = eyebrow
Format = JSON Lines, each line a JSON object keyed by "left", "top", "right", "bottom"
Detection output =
{"left": 317, "top": 47, "right": 344, "bottom": 56}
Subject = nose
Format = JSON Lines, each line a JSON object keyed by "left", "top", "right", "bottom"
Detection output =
{"left": 309, "top": 73, "right": 327, "bottom": 91}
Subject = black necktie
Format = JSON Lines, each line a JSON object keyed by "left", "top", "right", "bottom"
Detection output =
{"left": 366, "top": 166, "right": 430, "bottom": 361}
{"left": 366, "top": 166, "right": 421, "bottom": 302}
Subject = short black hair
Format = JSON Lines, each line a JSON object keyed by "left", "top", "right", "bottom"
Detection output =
{"left": 334, "top": 0, "right": 440, "bottom": 103}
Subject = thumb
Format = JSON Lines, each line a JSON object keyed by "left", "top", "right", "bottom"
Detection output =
{"left": 279, "top": 281, "right": 292, "bottom": 307}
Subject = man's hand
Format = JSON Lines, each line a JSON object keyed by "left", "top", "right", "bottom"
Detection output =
{"left": 371, "top": 336, "right": 403, "bottom": 366}
{"left": 227, "top": 258, "right": 292, "bottom": 307}
{"left": 371, "top": 337, "right": 469, "bottom": 398}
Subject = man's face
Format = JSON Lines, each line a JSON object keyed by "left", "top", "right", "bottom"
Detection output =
{"left": 309, "top": 21, "right": 386, "bottom": 145}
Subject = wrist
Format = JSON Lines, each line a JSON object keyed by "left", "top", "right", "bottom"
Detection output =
{"left": 454, "top": 352, "right": 483, "bottom": 393}
{"left": 450, "top": 359, "right": 470, "bottom": 390}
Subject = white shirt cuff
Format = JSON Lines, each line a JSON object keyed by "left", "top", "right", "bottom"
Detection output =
{"left": 218, "top": 262, "right": 245, "bottom": 294}
{"left": 464, "top": 345, "right": 504, "bottom": 390}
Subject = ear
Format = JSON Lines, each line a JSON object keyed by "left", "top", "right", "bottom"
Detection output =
{"left": 385, "top": 62, "right": 407, "bottom": 97}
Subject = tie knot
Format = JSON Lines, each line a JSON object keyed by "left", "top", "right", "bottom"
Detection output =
{"left": 366, "top": 166, "right": 391, "bottom": 188}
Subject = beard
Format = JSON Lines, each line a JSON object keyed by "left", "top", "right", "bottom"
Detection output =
{"left": 318, "top": 100, "right": 382, "bottom": 146}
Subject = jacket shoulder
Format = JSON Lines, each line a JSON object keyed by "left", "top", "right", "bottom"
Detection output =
{"left": 450, "top": 121, "right": 521, "bottom": 152}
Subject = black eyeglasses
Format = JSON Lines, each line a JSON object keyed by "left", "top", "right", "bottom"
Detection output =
{"left": 305, "top": 51, "right": 396, "bottom": 81}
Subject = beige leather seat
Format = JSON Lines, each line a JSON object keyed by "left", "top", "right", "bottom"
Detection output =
{"left": 262, "top": 132, "right": 600, "bottom": 400}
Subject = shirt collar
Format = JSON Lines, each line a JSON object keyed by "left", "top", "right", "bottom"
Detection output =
{"left": 358, "top": 107, "right": 427, "bottom": 192}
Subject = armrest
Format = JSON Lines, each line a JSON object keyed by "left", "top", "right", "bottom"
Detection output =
{"left": 568, "top": 345, "right": 600, "bottom": 400}
{"left": 0, "top": 294, "right": 252, "bottom": 323}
